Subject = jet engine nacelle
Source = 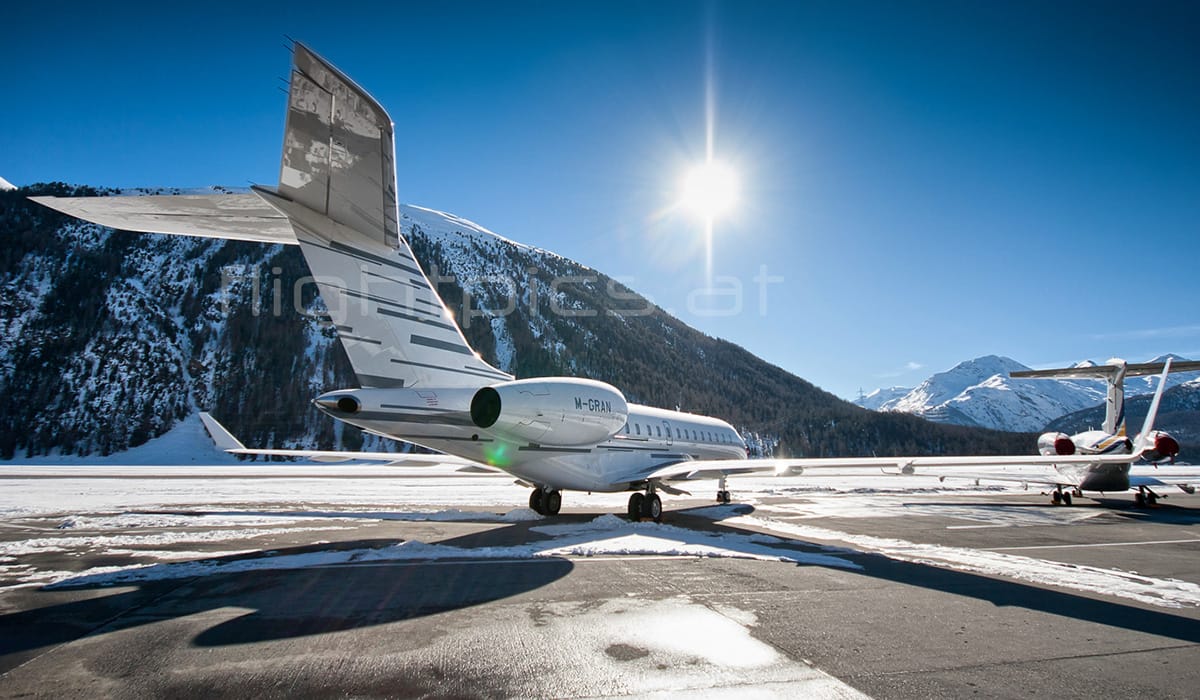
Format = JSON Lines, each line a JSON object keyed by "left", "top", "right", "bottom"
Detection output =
{"left": 470, "top": 377, "right": 629, "bottom": 447}
{"left": 1142, "top": 430, "right": 1180, "bottom": 463}
{"left": 1038, "top": 432, "right": 1076, "bottom": 456}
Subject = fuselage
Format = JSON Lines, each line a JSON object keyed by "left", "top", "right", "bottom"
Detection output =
{"left": 1072, "top": 430, "right": 1133, "bottom": 456}
{"left": 315, "top": 387, "right": 746, "bottom": 492}
{"left": 1055, "top": 461, "right": 1133, "bottom": 492}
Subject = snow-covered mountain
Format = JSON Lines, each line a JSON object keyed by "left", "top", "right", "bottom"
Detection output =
{"left": 857, "top": 354, "right": 1199, "bottom": 433}
{"left": 1, "top": 183, "right": 1036, "bottom": 460}
{"left": 856, "top": 386, "right": 910, "bottom": 411}
{"left": 0, "top": 177, "right": 15, "bottom": 192}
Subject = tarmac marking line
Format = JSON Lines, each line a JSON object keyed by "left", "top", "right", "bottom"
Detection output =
{"left": 985, "top": 538, "right": 1200, "bottom": 552}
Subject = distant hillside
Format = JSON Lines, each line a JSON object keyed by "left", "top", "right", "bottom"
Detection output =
{"left": 0, "top": 184, "right": 1032, "bottom": 459}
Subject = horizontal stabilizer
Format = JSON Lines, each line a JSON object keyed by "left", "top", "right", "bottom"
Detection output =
{"left": 198, "top": 411, "right": 488, "bottom": 467}
{"left": 199, "top": 412, "right": 247, "bottom": 452}
{"left": 30, "top": 194, "right": 298, "bottom": 245}
{"left": 1012, "top": 360, "right": 1200, "bottom": 380}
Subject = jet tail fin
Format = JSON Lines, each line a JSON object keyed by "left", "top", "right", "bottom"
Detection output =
{"left": 1012, "top": 358, "right": 1200, "bottom": 437}
{"left": 1134, "top": 358, "right": 1172, "bottom": 453}
{"left": 31, "top": 43, "right": 513, "bottom": 391}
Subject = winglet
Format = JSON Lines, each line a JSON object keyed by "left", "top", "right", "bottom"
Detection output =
{"left": 1134, "top": 358, "right": 1172, "bottom": 453}
{"left": 199, "top": 412, "right": 246, "bottom": 452}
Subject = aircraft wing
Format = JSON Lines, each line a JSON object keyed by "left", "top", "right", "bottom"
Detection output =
{"left": 1129, "top": 472, "right": 1200, "bottom": 489}
{"left": 928, "top": 470, "right": 1081, "bottom": 488}
{"left": 29, "top": 193, "right": 298, "bottom": 245}
{"left": 199, "top": 412, "right": 496, "bottom": 470}
{"left": 620, "top": 451, "right": 1147, "bottom": 486}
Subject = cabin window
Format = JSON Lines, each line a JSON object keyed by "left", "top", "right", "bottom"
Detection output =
{"left": 624, "top": 424, "right": 629, "bottom": 435}
{"left": 676, "top": 428, "right": 681, "bottom": 438}
{"left": 655, "top": 426, "right": 661, "bottom": 437}
{"left": 635, "top": 424, "right": 641, "bottom": 436}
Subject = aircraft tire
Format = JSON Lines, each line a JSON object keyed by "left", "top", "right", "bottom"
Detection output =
{"left": 643, "top": 494, "right": 662, "bottom": 523}
{"left": 1062, "top": 492, "right": 1072, "bottom": 506}
{"left": 1134, "top": 492, "right": 1146, "bottom": 508}
{"left": 628, "top": 493, "right": 645, "bottom": 521}
{"left": 544, "top": 490, "right": 562, "bottom": 516}
{"left": 1146, "top": 492, "right": 1158, "bottom": 506}
{"left": 529, "top": 489, "right": 545, "bottom": 515}
{"left": 1051, "top": 491, "right": 1062, "bottom": 505}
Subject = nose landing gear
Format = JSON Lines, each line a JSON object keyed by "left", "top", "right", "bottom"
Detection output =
{"left": 716, "top": 474, "right": 732, "bottom": 504}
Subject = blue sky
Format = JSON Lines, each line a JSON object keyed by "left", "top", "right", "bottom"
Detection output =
{"left": 4, "top": 1, "right": 1198, "bottom": 399}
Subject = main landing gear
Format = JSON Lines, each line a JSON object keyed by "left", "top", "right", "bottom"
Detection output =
{"left": 627, "top": 485, "right": 663, "bottom": 523}
{"left": 1050, "top": 487, "right": 1074, "bottom": 506}
{"left": 529, "top": 487, "right": 562, "bottom": 516}
{"left": 1133, "top": 486, "right": 1160, "bottom": 508}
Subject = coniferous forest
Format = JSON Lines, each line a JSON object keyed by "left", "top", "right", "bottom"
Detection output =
{"left": 0, "top": 184, "right": 1035, "bottom": 459}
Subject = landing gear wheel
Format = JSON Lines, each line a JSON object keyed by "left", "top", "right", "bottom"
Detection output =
{"left": 628, "top": 493, "right": 645, "bottom": 521}
{"left": 1061, "top": 492, "right": 1072, "bottom": 506}
{"left": 544, "top": 490, "right": 562, "bottom": 516}
{"left": 716, "top": 490, "right": 731, "bottom": 504}
{"left": 1051, "top": 491, "right": 1062, "bottom": 505}
{"left": 1134, "top": 491, "right": 1146, "bottom": 508}
{"left": 1146, "top": 492, "right": 1158, "bottom": 507}
{"left": 642, "top": 494, "right": 663, "bottom": 523}
{"left": 529, "top": 489, "right": 545, "bottom": 515}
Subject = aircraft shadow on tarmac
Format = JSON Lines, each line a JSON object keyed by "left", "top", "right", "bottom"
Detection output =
{"left": 2, "top": 511, "right": 1200, "bottom": 663}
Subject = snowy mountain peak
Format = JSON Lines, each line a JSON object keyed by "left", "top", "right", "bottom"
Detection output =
{"left": 860, "top": 353, "right": 1200, "bottom": 433}
{"left": 855, "top": 386, "right": 911, "bottom": 411}
{"left": 886, "top": 355, "right": 1031, "bottom": 414}
{"left": 0, "top": 176, "right": 15, "bottom": 191}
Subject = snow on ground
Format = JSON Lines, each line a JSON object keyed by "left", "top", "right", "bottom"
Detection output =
{"left": 694, "top": 506, "right": 1200, "bottom": 610}
{"left": 3, "top": 466, "right": 1196, "bottom": 610}
{"left": 9, "top": 512, "right": 858, "bottom": 591}
{"left": 0, "top": 468, "right": 1026, "bottom": 521}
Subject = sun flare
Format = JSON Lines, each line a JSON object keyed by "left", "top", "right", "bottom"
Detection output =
{"left": 680, "top": 161, "right": 739, "bottom": 219}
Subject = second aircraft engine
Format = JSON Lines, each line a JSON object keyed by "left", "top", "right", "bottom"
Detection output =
{"left": 1142, "top": 430, "right": 1180, "bottom": 463}
{"left": 1037, "top": 432, "right": 1077, "bottom": 456}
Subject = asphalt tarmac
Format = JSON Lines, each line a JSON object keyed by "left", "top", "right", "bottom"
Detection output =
{"left": 2, "top": 488, "right": 1198, "bottom": 699}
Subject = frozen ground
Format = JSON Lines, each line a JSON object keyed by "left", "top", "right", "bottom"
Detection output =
{"left": 2, "top": 464, "right": 1198, "bottom": 611}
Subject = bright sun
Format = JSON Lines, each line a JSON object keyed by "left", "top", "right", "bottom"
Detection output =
{"left": 680, "top": 161, "right": 739, "bottom": 219}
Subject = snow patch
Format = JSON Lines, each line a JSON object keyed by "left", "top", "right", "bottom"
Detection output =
{"left": 37, "top": 514, "right": 857, "bottom": 590}
{"left": 701, "top": 510, "right": 1200, "bottom": 609}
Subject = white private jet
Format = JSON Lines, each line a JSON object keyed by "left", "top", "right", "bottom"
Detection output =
{"left": 996, "top": 358, "right": 1200, "bottom": 506}
{"left": 33, "top": 45, "right": 1200, "bottom": 518}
